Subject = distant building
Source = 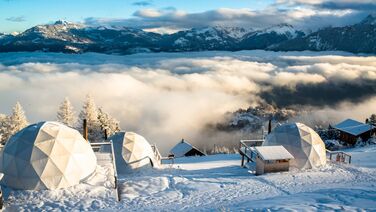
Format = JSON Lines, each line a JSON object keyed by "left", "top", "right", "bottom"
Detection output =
{"left": 334, "top": 119, "right": 375, "bottom": 145}
{"left": 255, "top": 146, "right": 294, "bottom": 175}
{"left": 170, "top": 139, "right": 206, "bottom": 158}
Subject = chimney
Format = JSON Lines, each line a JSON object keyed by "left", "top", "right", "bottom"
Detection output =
{"left": 104, "top": 129, "right": 108, "bottom": 140}
{"left": 83, "top": 119, "right": 88, "bottom": 141}
{"left": 268, "top": 119, "right": 272, "bottom": 134}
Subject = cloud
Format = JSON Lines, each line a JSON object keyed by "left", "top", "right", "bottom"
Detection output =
{"left": 132, "top": 0, "right": 152, "bottom": 7}
{"left": 6, "top": 16, "right": 26, "bottom": 22}
{"left": 277, "top": 0, "right": 376, "bottom": 10}
{"left": 319, "top": 1, "right": 376, "bottom": 11}
{"left": 84, "top": 2, "right": 372, "bottom": 32}
{"left": 0, "top": 51, "right": 375, "bottom": 152}
{"left": 134, "top": 8, "right": 162, "bottom": 18}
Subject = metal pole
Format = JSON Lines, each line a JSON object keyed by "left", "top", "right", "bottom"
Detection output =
{"left": 110, "top": 141, "right": 120, "bottom": 201}
{"left": 83, "top": 119, "right": 88, "bottom": 142}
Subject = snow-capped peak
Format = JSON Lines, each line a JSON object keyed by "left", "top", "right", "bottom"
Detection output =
{"left": 182, "top": 26, "right": 254, "bottom": 40}
{"left": 93, "top": 25, "right": 134, "bottom": 31}
{"left": 54, "top": 20, "right": 72, "bottom": 25}
{"left": 51, "top": 20, "right": 84, "bottom": 29}
{"left": 256, "top": 23, "right": 300, "bottom": 38}
{"left": 264, "top": 24, "right": 294, "bottom": 34}
{"left": 360, "top": 14, "right": 376, "bottom": 25}
{"left": 213, "top": 26, "right": 254, "bottom": 39}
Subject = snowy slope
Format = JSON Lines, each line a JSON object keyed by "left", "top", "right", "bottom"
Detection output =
{"left": 2, "top": 145, "right": 376, "bottom": 211}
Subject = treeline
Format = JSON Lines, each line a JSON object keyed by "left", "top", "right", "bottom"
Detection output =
{"left": 0, "top": 94, "right": 120, "bottom": 144}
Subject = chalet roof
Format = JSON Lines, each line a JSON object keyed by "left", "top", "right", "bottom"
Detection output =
{"left": 255, "top": 146, "right": 294, "bottom": 161}
{"left": 170, "top": 139, "right": 204, "bottom": 157}
{"left": 334, "top": 119, "right": 375, "bottom": 136}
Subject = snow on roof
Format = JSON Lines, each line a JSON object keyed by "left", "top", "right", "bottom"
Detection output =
{"left": 334, "top": 119, "right": 375, "bottom": 136}
{"left": 170, "top": 139, "right": 196, "bottom": 157}
{"left": 255, "top": 146, "right": 294, "bottom": 161}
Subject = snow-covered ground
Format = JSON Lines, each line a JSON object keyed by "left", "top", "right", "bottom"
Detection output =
{"left": 3, "top": 145, "right": 376, "bottom": 211}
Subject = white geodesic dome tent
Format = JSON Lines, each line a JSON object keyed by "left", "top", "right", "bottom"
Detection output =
{"left": 264, "top": 122, "right": 326, "bottom": 169}
{"left": 105, "top": 132, "right": 159, "bottom": 173}
{"left": 0, "top": 121, "right": 97, "bottom": 190}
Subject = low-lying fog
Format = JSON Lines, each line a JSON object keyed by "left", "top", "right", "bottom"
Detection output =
{"left": 0, "top": 50, "right": 375, "bottom": 153}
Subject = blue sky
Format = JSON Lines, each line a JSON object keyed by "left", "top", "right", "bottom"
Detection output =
{"left": 0, "top": 0, "right": 374, "bottom": 33}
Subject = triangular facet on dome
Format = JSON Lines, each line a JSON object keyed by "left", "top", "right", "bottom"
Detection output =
{"left": 35, "top": 129, "right": 57, "bottom": 145}
{"left": 15, "top": 143, "right": 34, "bottom": 162}
{"left": 40, "top": 159, "right": 64, "bottom": 179}
{"left": 50, "top": 154, "right": 71, "bottom": 174}
{"left": 34, "top": 139, "right": 55, "bottom": 156}
{"left": 31, "top": 157, "right": 49, "bottom": 176}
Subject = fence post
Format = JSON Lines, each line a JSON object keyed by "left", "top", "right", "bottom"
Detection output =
{"left": 83, "top": 119, "right": 88, "bottom": 142}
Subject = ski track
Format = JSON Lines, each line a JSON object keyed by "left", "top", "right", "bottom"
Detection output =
{"left": 2, "top": 146, "right": 376, "bottom": 211}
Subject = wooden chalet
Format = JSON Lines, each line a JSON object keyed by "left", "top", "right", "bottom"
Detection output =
{"left": 334, "top": 119, "right": 375, "bottom": 145}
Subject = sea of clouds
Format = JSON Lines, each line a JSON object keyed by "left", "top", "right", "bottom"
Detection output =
{"left": 0, "top": 50, "right": 375, "bottom": 153}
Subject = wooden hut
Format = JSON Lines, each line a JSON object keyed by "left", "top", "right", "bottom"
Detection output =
{"left": 254, "top": 146, "right": 294, "bottom": 175}
{"left": 170, "top": 139, "right": 206, "bottom": 158}
{"left": 334, "top": 119, "right": 375, "bottom": 145}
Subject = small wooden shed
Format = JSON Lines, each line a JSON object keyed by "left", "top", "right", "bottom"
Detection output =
{"left": 255, "top": 146, "right": 294, "bottom": 175}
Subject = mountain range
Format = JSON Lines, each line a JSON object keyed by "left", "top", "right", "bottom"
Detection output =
{"left": 0, "top": 15, "right": 375, "bottom": 54}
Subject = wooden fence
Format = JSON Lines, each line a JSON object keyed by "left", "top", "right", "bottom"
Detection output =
{"left": 326, "top": 150, "right": 352, "bottom": 164}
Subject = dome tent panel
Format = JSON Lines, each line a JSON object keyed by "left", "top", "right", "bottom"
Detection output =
{"left": 34, "top": 140, "right": 55, "bottom": 158}
{"left": 31, "top": 157, "right": 50, "bottom": 176}
{"left": 264, "top": 122, "right": 326, "bottom": 169}
{"left": 0, "top": 121, "right": 97, "bottom": 190}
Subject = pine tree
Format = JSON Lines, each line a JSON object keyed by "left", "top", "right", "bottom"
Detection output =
{"left": 369, "top": 114, "right": 376, "bottom": 126}
{"left": 6, "top": 102, "right": 29, "bottom": 142}
{"left": 79, "top": 94, "right": 102, "bottom": 142}
{"left": 97, "top": 107, "right": 120, "bottom": 139}
{"left": 57, "top": 97, "right": 77, "bottom": 127}
{"left": 0, "top": 114, "right": 8, "bottom": 144}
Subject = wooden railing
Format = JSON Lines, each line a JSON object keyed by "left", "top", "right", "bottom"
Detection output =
{"left": 326, "top": 150, "right": 352, "bottom": 164}
{"left": 240, "top": 139, "right": 264, "bottom": 148}
{"left": 238, "top": 139, "right": 264, "bottom": 167}
{"left": 151, "top": 144, "right": 162, "bottom": 166}
{"left": 90, "top": 142, "right": 120, "bottom": 201}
